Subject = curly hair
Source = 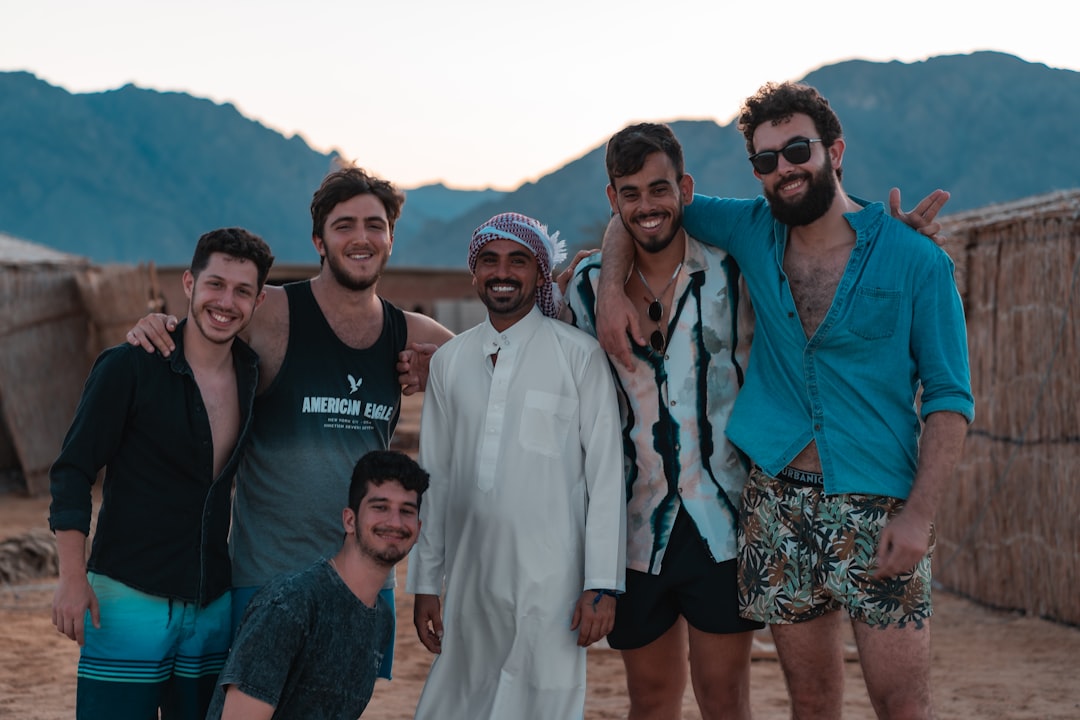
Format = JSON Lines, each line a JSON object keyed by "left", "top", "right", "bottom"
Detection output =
{"left": 738, "top": 82, "right": 844, "bottom": 178}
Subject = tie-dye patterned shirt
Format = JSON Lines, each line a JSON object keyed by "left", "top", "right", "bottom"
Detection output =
{"left": 566, "top": 236, "right": 751, "bottom": 573}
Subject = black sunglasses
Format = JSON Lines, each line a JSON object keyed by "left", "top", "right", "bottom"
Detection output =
{"left": 748, "top": 138, "right": 823, "bottom": 174}
{"left": 646, "top": 300, "right": 667, "bottom": 354}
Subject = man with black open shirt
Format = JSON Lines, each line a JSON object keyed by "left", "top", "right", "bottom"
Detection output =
{"left": 49, "top": 228, "right": 274, "bottom": 720}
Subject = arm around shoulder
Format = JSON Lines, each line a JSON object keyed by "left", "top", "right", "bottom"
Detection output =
{"left": 399, "top": 312, "right": 454, "bottom": 395}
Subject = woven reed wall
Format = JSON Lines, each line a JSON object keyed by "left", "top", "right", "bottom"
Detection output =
{"left": 934, "top": 190, "right": 1080, "bottom": 625}
{"left": 0, "top": 266, "right": 91, "bottom": 496}
{"left": 75, "top": 263, "right": 164, "bottom": 355}
{"left": 0, "top": 259, "right": 160, "bottom": 496}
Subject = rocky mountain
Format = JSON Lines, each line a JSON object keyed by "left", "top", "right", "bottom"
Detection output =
{"left": 415, "top": 52, "right": 1080, "bottom": 264}
{"left": 1, "top": 51, "right": 1077, "bottom": 267}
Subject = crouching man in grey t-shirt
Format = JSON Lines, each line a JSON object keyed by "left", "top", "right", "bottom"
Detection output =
{"left": 206, "top": 450, "right": 429, "bottom": 720}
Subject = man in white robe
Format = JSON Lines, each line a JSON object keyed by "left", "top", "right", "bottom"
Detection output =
{"left": 406, "top": 212, "right": 626, "bottom": 720}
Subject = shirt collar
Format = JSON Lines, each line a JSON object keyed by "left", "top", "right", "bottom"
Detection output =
{"left": 479, "top": 304, "right": 543, "bottom": 358}
{"left": 166, "top": 317, "right": 259, "bottom": 375}
{"left": 842, "top": 198, "right": 884, "bottom": 247}
{"left": 683, "top": 233, "right": 712, "bottom": 275}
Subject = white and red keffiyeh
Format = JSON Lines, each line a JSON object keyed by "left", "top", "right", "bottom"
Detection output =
{"left": 468, "top": 212, "right": 568, "bottom": 318}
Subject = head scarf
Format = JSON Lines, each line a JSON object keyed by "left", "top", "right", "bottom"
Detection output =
{"left": 467, "top": 212, "right": 568, "bottom": 318}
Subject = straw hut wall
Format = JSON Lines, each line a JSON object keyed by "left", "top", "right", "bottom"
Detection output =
{"left": 0, "top": 234, "right": 92, "bottom": 497}
{"left": 0, "top": 233, "right": 163, "bottom": 497}
{"left": 75, "top": 263, "right": 165, "bottom": 351}
{"left": 934, "top": 190, "right": 1080, "bottom": 625}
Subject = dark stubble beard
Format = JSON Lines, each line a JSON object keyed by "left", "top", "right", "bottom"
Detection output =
{"left": 325, "top": 252, "right": 383, "bottom": 292}
{"left": 357, "top": 529, "right": 411, "bottom": 567}
{"left": 187, "top": 292, "right": 240, "bottom": 346}
{"left": 764, "top": 155, "right": 838, "bottom": 227}
{"left": 620, "top": 204, "right": 684, "bottom": 255}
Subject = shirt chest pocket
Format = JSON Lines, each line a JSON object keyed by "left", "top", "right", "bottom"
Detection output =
{"left": 519, "top": 389, "right": 575, "bottom": 457}
{"left": 847, "top": 287, "right": 902, "bottom": 340}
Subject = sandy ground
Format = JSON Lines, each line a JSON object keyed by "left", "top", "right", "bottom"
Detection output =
{"left": 1, "top": 492, "right": 1079, "bottom": 719}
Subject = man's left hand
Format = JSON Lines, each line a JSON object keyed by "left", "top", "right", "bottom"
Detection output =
{"left": 874, "top": 509, "right": 933, "bottom": 579}
{"left": 889, "top": 187, "right": 950, "bottom": 245}
{"left": 555, "top": 249, "right": 599, "bottom": 296}
{"left": 571, "top": 590, "right": 615, "bottom": 647}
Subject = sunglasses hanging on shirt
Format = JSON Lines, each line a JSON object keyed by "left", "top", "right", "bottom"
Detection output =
{"left": 635, "top": 262, "right": 682, "bottom": 356}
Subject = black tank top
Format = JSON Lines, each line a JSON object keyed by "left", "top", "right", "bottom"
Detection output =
{"left": 231, "top": 280, "right": 407, "bottom": 586}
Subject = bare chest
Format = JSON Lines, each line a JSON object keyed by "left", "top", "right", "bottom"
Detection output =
{"left": 784, "top": 246, "right": 852, "bottom": 339}
{"left": 192, "top": 368, "right": 241, "bottom": 478}
{"left": 323, "top": 311, "right": 384, "bottom": 349}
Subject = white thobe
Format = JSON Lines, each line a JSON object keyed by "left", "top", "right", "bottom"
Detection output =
{"left": 406, "top": 306, "right": 626, "bottom": 720}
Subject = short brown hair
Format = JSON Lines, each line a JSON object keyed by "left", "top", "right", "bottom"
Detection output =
{"left": 190, "top": 227, "right": 275, "bottom": 290}
{"left": 310, "top": 166, "right": 405, "bottom": 239}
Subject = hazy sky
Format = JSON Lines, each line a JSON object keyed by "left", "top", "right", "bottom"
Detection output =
{"left": 5, "top": 0, "right": 1077, "bottom": 189}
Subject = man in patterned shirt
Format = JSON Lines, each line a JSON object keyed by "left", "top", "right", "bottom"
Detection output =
{"left": 565, "top": 123, "right": 762, "bottom": 719}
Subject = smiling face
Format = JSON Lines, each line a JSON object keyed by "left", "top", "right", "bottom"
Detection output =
{"left": 607, "top": 151, "right": 694, "bottom": 255}
{"left": 753, "top": 113, "right": 841, "bottom": 227}
{"left": 471, "top": 238, "right": 543, "bottom": 330}
{"left": 313, "top": 193, "right": 393, "bottom": 292}
{"left": 183, "top": 251, "right": 265, "bottom": 345}
{"left": 345, "top": 479, "right": 420, "bottom": 567}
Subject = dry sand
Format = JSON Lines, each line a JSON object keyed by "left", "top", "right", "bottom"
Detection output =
{"left": 2, "top": 491, "right": 1079, "bottom": 719}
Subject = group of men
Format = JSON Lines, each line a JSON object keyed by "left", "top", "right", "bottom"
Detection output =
{"left": 49, "top": 78, "right": 972, "bottom": 720}
{"left": 50, "top": 169, "right": 452, "bottom": 719}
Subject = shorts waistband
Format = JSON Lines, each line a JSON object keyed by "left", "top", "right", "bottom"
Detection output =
{"left": 773, "top": 466, "right": 825, "bottom": 488}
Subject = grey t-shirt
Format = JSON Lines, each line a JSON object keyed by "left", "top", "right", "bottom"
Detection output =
{"left": 206, "top": 559, "right": 392, "bottom": 719}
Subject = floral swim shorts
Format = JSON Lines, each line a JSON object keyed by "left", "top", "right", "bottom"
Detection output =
{"left": 737, "top": 466, "right": 935, "bottom": 628}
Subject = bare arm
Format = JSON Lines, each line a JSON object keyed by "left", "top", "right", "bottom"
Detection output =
{"left": 595, "top": 216, "right": 645, "bottom": 370}
{"left": 51, "top": 530, "right": 98, "bottom": 645}
{"left": 874, "top": 410, "right": 968, "bottom": 578}
{"left": 219, "top": 685, "right": 276, "bottom": 720}
{"left": 405, "top": 311, "right": 454, "bottom": 347}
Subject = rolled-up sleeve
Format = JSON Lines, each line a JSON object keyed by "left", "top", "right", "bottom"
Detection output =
{"left": 911, "top": 250, "right": 975, "bottom": 423}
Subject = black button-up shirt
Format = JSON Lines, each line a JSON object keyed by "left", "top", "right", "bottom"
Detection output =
{"left": 49, "top": 320, "right": 259, "bottom": 605}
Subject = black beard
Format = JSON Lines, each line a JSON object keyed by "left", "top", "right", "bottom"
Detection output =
{"left": 764, "top": 158, "right": 838, "bottom": 227}
{"left": 620, "top": 208, "right": 683, "bottom": 255}
{"left": 478, "top": 279, "right": 532, "bottom": 318}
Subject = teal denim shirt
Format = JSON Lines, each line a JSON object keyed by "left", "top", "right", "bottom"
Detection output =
{"left": 684, "top": 194, "right": 973, "bottom": 498}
